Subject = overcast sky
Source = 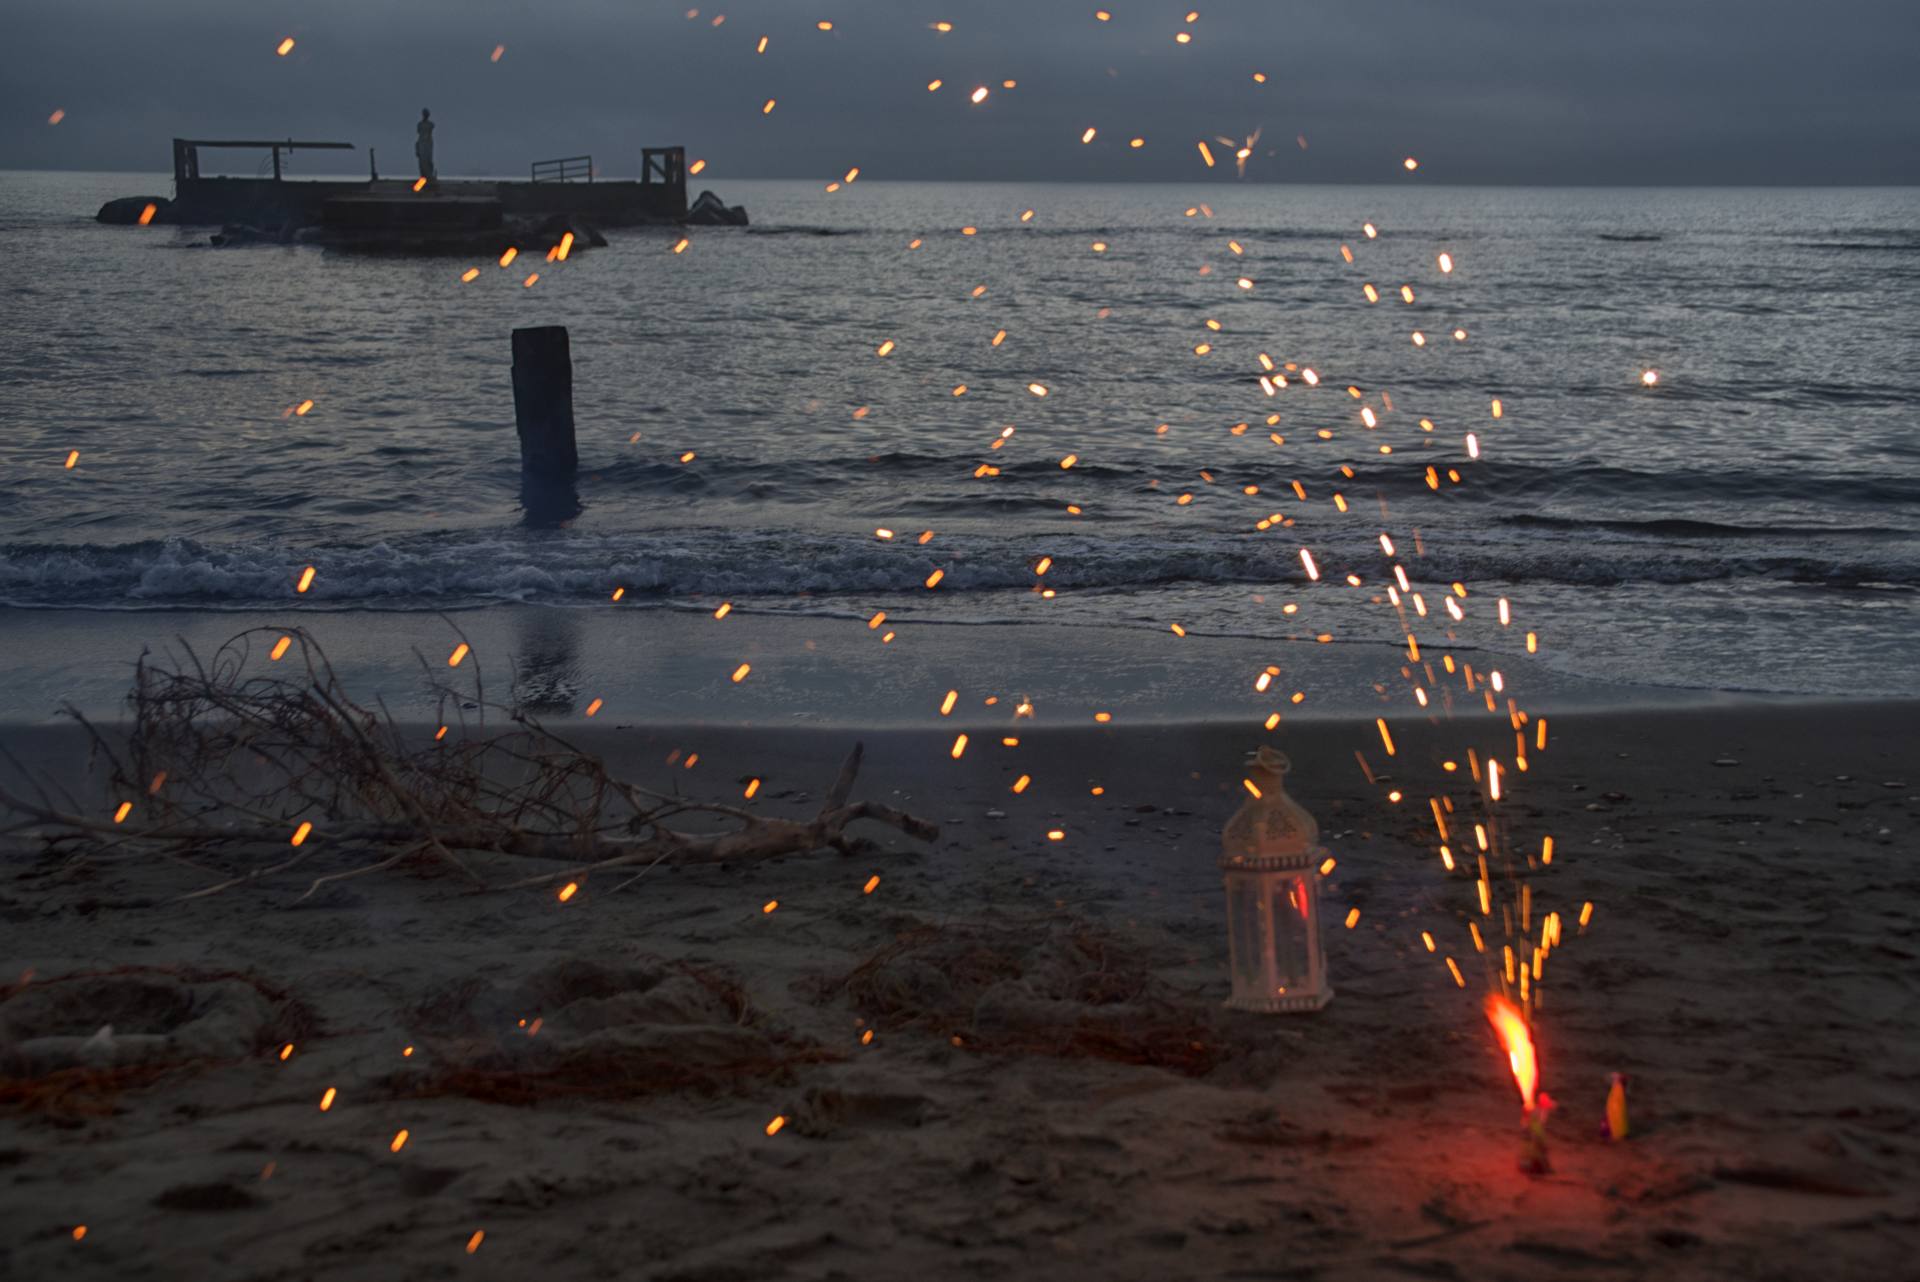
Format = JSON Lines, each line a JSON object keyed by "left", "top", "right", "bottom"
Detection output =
{"left": 5, "top": 0, "right": 1917, "bottom": 184}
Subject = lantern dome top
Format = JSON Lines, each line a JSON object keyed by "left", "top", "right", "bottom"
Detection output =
{"left": 1222, "top": 744, "right": 1321, "bottom": 865}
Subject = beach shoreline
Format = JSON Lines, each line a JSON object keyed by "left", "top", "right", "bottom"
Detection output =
{"left": 0, "top": 603, "right": 1842, "bottom": 726}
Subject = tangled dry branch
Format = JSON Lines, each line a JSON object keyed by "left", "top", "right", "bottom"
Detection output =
{"left": 0, "top": 626, "right": 937, "bottom": 899}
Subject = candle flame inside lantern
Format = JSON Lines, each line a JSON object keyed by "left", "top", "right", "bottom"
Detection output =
{"left": 1483, "top": 993, "right": 1538, "bottom": 1111}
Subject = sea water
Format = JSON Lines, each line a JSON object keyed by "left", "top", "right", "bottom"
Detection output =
{"left": 2, "top": 173, "right": 1916, "bottom": 698}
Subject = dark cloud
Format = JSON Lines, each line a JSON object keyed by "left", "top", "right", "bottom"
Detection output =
{"left": 5, "top": 0, "right": 1916, "bottom": 184}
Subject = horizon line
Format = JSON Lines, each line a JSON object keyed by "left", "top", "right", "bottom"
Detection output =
{"left": 6, "top": 165, "right": 1918, "bottom": 191}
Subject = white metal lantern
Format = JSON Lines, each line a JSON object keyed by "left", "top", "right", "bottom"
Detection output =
{"left": 1220, "top": 746, "right": 1333, "bottom": 1012}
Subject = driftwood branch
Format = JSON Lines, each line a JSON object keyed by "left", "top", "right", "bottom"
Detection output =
{"left": 0, "top": 627, "right": 938, "bottom": 899}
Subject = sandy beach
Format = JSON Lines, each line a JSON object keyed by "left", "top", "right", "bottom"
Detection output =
{"left": 3, "top": 692, "right": 1915, "bottom": 1280}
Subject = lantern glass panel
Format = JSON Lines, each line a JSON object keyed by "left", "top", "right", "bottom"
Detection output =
{"left": 1226, "top": 877, "right": 1267, "bottom": 995}
{"left": 1268, "top": 874, "right": 1314, "bottom": 990}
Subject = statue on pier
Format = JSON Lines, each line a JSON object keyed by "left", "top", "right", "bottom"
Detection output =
{"left": 415, "top": 109, "right": 436, "bottom": 183}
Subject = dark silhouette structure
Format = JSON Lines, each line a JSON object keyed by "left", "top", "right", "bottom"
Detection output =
{"left": 415, "top": 109, "right": 435, "bottom": 182}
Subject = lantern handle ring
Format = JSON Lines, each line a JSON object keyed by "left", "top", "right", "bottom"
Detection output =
{"left": 1250, "top": 745, "right": 1291, "bottom": 776}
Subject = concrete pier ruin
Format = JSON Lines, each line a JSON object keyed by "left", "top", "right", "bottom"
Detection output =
{"left": 98, "top": 138, "right": 710, "bottom": 248}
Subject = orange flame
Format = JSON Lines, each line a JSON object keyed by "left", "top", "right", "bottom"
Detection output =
{"left": 1483, "top": 994, "right": 1537, "bottom": 1111}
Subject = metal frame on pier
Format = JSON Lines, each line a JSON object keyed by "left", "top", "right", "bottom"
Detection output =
{"left": 172, "top": 138, "right": 356, "bottom": 185}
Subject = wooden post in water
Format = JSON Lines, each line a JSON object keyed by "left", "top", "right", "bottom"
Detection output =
{"left": 511, "top": 326, "right": 578, "bottom": 479}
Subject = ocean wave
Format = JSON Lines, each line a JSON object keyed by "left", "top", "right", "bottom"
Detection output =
{"left": 1791, "top": 241, "right": 1920, "bottom": 253}
{"left": 2, "top": 527, "right": 1913, "bottom": 610}
{"left": 578, "top": 449, "right": 1920, "bottom": 512}
{"left": 741, "top": 226, "right": 866, "bottom": 237}
{"left": 1495, "top": 513, "right": 1917, "bottom": 540}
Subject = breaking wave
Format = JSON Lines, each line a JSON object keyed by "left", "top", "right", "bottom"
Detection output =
{"left": 3, "top": 525, "right": 1913, "bottom": 611}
